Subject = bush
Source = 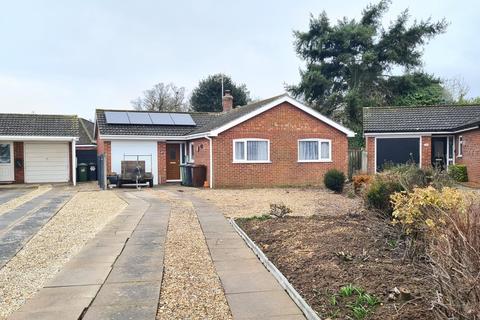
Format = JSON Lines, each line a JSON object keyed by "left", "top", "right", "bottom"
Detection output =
{"left": 390, "top": 186, "right": 480, "bottom": 318}
{"left": 429, "top": 201, "right": 480, "bottom": 319}
{"left": 269, "top": 203, "right": 292, "bottom": 218}
{"left": 448, "top": 164, "right": 468, "bottom": 182}
{"left": 352, "top": 174, "right": 371, "bottom": 194}
{"left": 324, "top": 169, "right": 346, "bottom": 193}
{"left": 365, "top": 173, "right": 403, "bottom": 214}
{"left": 390, "top": 186, "right": 467, "bottom": 238}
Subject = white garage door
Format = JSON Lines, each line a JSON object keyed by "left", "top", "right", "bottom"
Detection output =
{"left": 25, "top": 142, "right": 69, "bottom": 183}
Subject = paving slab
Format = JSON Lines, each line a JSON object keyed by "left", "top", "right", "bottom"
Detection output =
{"left": 10, "top": 191, "right": 170, "bottom": 320}
{"left": 0, "top": 189, "right": 27, "bottom": 204}
{"left": 191, "top": 197, "right": 306, "bottom": 320}
{"left": 0, "top": 189, "right": 72, "bottom": 267}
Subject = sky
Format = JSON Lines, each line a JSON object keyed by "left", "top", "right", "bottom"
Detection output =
{"left": 0, "top": 0, "right": 478, "bottom": 120}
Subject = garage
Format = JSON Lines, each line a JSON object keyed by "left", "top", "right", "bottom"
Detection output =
{"left": 25, "top": 142, "right": 70, "bottom": 183}
{"left": 376, "top": 137, "right": 420, "bottom": 172}
{"left": 110, "top": 140, "right": 158, "bottom": 185}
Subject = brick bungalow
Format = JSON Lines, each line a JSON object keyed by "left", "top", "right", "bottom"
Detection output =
{"left": 0, "top": 113, "right": 79, "bottom": 185}
{"left": 364, "top": 104, "right": 480, "bottom": 183}
{"left": 95, "top": 93, "right": 355, "bottom": 188}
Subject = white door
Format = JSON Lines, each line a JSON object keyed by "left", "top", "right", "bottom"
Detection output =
{"left": 24, "top": 142, "right": 69, "bottom": 183}
{"left": 0, "top": 142, "right": 14, "bottom": 182}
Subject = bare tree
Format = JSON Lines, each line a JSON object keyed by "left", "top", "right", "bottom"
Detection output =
{"left": 443, "top": 77, "right": 470, "bottom": 103}
{"left": 131, "top": 83, "right": 189, "bottom": 112}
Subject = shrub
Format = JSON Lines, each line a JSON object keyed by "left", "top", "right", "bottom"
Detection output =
{"left": 390, "top": 186, "right": 467, "bottom": 238}
{"left": 324, "top": 169, "right": 346, "bottom": 193}
{"left": 365, "top": 173, "right": 403, "bottom": 214}
{"left": 429, "top": 201, "right": 480, "bottom": 319}
{"left": 448, "top": 164, "right": 468, "bottom": 182}
{"left": 391, "top": 186, "right": 480, "bottom": 318}
{"left": 269, "top": 203, "right": 292, "bottom": 218}
{"left": 352, "top": 174, "right": 371, "bottom": 194}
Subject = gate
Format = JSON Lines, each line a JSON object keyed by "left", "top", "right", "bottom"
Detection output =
{"left": 348, "top": 149, "right": 364, "bottom": 179}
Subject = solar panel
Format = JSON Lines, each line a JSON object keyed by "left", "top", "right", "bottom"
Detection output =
{"left": 170, "top": 113, "right": 196, "bottom": 126}
{"left": 149, "top": 113, "right": 174, "bottom": 125}
{"left": 105, "top": 111, "right": 130, "bottom": 124}
{"left": 127, "top": 112, "right": 153, "bottom": 124}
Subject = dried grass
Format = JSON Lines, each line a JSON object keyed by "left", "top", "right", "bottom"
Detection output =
{"left": 429, "top": 202, "right": 480, "bottom": 320}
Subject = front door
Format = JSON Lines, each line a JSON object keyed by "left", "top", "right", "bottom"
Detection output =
{"left": 166, "top": 144, "right": 181, "bottom": 180}
{"left": 431, "top": 137, "right": 447, "bottom": 169}
{"left": 0, "top": 142, "right": 14, "bottom": 182}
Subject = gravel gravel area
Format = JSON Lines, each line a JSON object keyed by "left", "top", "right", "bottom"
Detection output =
{"left": 0, "top": 186, "right": 51, "bottom": 216}
{"left": 156, "top": 192, "right": 232, "bottom": 320}
{"left": 0, "top": 190, "right": 126, "bottom": 319}
{"left": 190, "top": 187, "right": 361, "bottom": 218}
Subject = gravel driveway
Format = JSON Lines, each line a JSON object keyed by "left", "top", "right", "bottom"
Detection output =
{"left": 188, "top": 187, "right": 361, "bottom": 218}
{"left": 0, "top": 190, "right": 126, "bottom": 318}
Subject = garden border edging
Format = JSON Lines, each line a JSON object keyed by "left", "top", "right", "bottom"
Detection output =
{"left": 229, "top": 218, "right": 321, "bottom": 320}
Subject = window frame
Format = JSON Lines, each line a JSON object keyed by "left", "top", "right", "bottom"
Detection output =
{"left": 188, "top": 142, "right": 195, "bottom": 163}
{"left": 232, "top": 138, "right": 271, "bottom": 163}
{"left": 297, "top": 138, "right": 332, "bottom": 163}
{"left": 458, "top": 135, "right": 463, "bottom": 157}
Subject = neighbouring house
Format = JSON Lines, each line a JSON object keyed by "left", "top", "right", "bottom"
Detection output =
{"left": 0, "top": 113, "right": 79, "bottom": 185}
{"left": 95, "top": 93, "right": 355, "bottom": 188}
{"left": 76, "top": 118, "right": 97, "bottom": 179}
{"left": 364, "top": 104, "right": 480, "bottom": 182}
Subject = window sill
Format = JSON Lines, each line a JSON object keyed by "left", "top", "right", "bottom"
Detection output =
{"left": 298, "top": 160, "right": 333, "bottom": 163}
{"left": 457, "top": 155, "right": 463, "bottom": 158}
{"left": 232, "top": 161, "right": 272, "bottom": 164}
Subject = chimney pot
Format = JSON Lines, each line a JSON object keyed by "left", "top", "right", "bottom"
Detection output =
{"left": 222, "top": 90, "right": 233, "bottom": 112}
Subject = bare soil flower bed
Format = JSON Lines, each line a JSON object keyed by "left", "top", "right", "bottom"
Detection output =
{"left": 237, "top": 213, "right": 435, "bottom": 320}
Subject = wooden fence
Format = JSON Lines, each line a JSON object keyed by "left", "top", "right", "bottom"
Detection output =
{"left": 348, "top": 149, "right": 366, "bottom": 179}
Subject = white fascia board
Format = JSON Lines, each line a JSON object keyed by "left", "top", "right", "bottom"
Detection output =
{"left": 76, "top": 144, "right": 97, "bottom": 147}
{"left": 452, "top": 126, "right": 479, "bottom": 133}
{"left": 0, "top": 136, "right": 78, "bottom": 141}
{"left": 209, "top": 96, "right": 356, "bottom": 137}
{"left": 99, "top": 133, "right": 211, "bottom": 141}
{"left": 365, "top": 126, "right": 480, "bottom": 137}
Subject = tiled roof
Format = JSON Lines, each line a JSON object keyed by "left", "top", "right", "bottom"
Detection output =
{"left": 0, "top": 113, "right": 78, "bottom": 137}
{"left": 95, "top": 94, "right": 288, "bottom": 137}
{"left": 95, "top": 109, "right": 219, "bottom": 137}
{"left": 78, "top": 118, "right": 95, "bottom": 145}
{"left": 363, "top": 104, "right": 480, "bottom": 133}
{"left": 190, "top": 94, "right": 288, "bottom": 134}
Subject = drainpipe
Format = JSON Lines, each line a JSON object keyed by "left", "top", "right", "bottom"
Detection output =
{"left": 72, "top": 139, "right": 77, "bottom": 186}
{"left": 206, "top": 136, "right": 213, "bottom": 188}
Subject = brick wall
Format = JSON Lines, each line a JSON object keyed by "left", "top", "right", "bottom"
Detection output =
{"left": 105, "top": 141, "right": 111, "bottom": 174}
{"left": 421, "top": 136, "right": 432, "bottom": 168}
{"left": 189, "top": 138, "right": 211, "bottom": 186}
{"left": 212, "top": 102, "right": 349, "bottom": 188}
{"left": 157, "top": 142, "right": 167, "bottom": 184}
{"left": 455, "top": 130, "right": 480, "bottom": 183}
{"left": 13, "top": 142, "right": 24, "bottom": 183}
{"left": 366, "top": 137, "right": 375, "bottom": 174}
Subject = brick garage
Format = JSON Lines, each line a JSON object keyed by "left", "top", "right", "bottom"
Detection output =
{"left": 364, "top": 105, "right": 480, "bottom": 183}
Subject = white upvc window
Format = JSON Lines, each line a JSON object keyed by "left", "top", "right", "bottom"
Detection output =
{"left": 458, "top": 136, "right": 463, "bottom": 157}
{"left": 189, "top": 142, "right": 195, "bottom": 162}
{"left": 298, "top": 139, "right": 332, "bottom": 162}
{"left": 233, "top": 139, "right": 270, "bottom": 163}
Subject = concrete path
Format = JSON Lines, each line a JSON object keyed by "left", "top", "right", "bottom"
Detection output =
{"left": 10, "top": 191, "right": 170, "bottom": 320}
{"left": 0, "top": 189, "right": 27, "bottom": 204}
{"left": 0, "top": 189, "right": 73, "bottom": 268}
{"left": 189, "top": 196, "right": 306, "bottom": 320}
{"left": 10, "top": 189, "right": 305, "bottom": 320}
